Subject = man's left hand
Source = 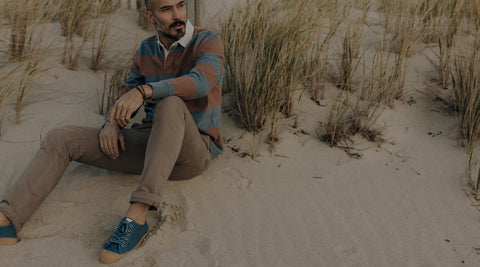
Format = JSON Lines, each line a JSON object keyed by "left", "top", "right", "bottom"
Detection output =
{"left": 109, "top": 88, "right": 144, "bottom": 128}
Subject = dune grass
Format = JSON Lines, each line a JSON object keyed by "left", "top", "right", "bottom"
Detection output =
{"left": 451, "top": 32, "right": 480, "bottom": 198}
{"left": 0, "top": 0, "right": 133, "bottom": 129}
{"left": 99, "top": 59, "right": 131, "bottom": 115}
{"left": 91, "top": 15, "right": 112, "bottom": 71}
{"left": 2, "top": 0, "right": 58, "bottom": 123}
{"left": 303, "top": 25, "right": 338, "bottom": 102}
{"left": 5, "top": 0, "right": 57, "bottom": 61}
{"left": 418, "top": 0, "right": 441, "bottom": 44}
{"left": 438, "top": 0, "right": 461, "bottom": 89}
{"left": 14, "top": 45, "right": 52, "bottom": 124}
{"left": 322, "top": 45, "right": 387, "bottom": 147}
{"left": 61, "top": 0, "right": 94, "bottom": 70}
{"left": 302, "top": 1, "right": 344, "bottom": 102}
{"left": 0, "top": 65, "right": 19, "bottom": 134}
{"left": 91, "top": 0, "right": 117, "bottom": 71}
{"left": 337, "top": 24, "right": 364, "bottom": 92}
{"left": 1, "top": 0, "right": 480, "bottom": 193}
{"left": 60, "top": 0, "right": 93, "bottom": 37}
{"left": 321, "top": 0, "right": 417, "bottom": 146}
{"left": 98, "top": 0, "right": 121, "bottom": 14}
{"left": 382, "top": 1, "right": 423, "bottom": 105}
{"left": 221, "top": 0, "right": 313, "bottom": 135}
{"left": 6, "top": 1, "right": 30, "bottom": 61}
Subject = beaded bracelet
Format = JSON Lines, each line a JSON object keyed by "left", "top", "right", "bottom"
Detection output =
{"left": 134, "top": 86, "right": 147, "bottom": 101}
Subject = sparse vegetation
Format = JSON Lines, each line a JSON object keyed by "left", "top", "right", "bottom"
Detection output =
{"left": 438, "top": 0, "right": 461, "bottom": 89}
{"left": 98, "top": 0, "right": 121, "bottom": 14}
{"left": 0, "top": 0, "right": 126, "bottom": 130}
{"left": 14, "top": 37, "right": 52, "bottom": 124}
{"left": 5, "top": 0, "right": 57, "bottom": 61}
{"left": 91, "top": 0, "right": 117, "bottom": 71}
{"left": 0, "top": 65, "right": 19, "bottom": 134}
{"left": 99, "top": 59, "right": 131, "bottom": 115}
{"left": 61, "top": 0, "right": 94, "bottom": 70}
{"left": 2, "top": 0, "right": 58, "bottom": 124}
{"left": 221, "top": 0, "right": 313, "bottom": 138}
{"left": 0, "top": 0, "right": 480, "bottom": 198}
{"left": 452, "top": 32, "right": 480, "bottom": 198}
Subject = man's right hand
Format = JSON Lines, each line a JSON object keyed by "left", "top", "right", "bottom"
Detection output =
{"left": 99, "top": 122, "right": 126, "bottom": 160}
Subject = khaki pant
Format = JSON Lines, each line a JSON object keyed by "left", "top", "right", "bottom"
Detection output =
{"left": 0, "top": 96, "right": 211, "bottom": 233}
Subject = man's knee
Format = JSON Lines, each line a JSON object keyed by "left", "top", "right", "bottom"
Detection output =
{"left": 153, "top": 96, "right": 187, "bottom": 118}
{"left": 42, "top": 126, "right": 79, "bottom": 150}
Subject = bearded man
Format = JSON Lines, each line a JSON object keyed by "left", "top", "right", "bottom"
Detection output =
{"left": 0, "top": 0, "right": 223, "bottom": 264}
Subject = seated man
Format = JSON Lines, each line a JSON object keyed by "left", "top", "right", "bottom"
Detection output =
{"left": 0, "top": 0, "right": 223, "bottom": 264}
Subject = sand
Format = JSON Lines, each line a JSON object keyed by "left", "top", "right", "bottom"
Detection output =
{"left": 1, "top": 1, "right": 480, "bottom": 266}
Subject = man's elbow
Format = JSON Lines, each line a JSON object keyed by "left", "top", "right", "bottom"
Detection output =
{"left": 194, "top": 84, "right": 211, "bottom": 98}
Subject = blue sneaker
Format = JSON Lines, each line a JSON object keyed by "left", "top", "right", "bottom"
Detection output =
{"left": 99, "top": 217, "right": 148, "bottom": 264}
{"left": 0, "top": 224, "right": 18, "bottom": 246}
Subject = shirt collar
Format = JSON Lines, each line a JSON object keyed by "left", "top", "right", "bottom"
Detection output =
{"left": 157, "top": 20, "right": 194, "bottom": 51}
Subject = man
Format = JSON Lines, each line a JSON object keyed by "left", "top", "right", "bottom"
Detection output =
{"left": 0, "top": 0, "right": 223, "bottom": 264}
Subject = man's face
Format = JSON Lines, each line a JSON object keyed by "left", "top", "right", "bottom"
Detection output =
{"left": 146, "top": 0, "right": 187, "bottom": 41}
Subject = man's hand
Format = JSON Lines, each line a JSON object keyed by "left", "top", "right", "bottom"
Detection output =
{"left": 99, "top": 122, "right": 125, "bottom": 160}
{"left": 108, "top": 88, "right": 144, "bottom": 128}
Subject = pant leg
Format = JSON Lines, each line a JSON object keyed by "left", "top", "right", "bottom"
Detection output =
{"left": 0, "top": 96, "right": 211, "bottom": 232}
{"left": 129, "top": 96, "right": 211, "bottom": 209}
{"left": 0, "top": 125, "right": 150, "bottom": 233}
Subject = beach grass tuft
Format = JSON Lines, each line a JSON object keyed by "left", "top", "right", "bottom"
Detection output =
{"left": 99, "top": 59, "right": 131, "bottom": 115}
{"left": 91, "top": 0, "right": 117, "bottom": 71}
{"left": 451, "top": 32, "right": 480, "bottom": 197}
{"left": 221, "top": 0, "right": 314, "bottom": 134}
{"left": 438, "top": 0, "right": 461, "bottom": 89}
{"left": 60, "top": 0, "right": 94, "bottom": 70}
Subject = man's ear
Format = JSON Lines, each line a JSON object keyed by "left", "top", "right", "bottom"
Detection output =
{"left": 144, "top": 11, "right": 155, "bottom": 24}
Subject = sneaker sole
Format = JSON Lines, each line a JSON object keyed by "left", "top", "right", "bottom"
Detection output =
{"left": 0, "top": 238, "right": 18, "bottom": 246}
{"left": 98, "top": 232, "right": 148, "bottom": 264}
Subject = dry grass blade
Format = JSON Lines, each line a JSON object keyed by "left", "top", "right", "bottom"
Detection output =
{"left": 337, "top": 23, "right": 363, "bottom": 92}
{"left": 221, "top": 0, "right": 320, "bottom": 157}
{"left": 302, "top": 0, "right": 344, "bottom": 102}
{"left": 418, "top": 0, "right": 441, "bottom": 44}
{"left": 437, "top": 0, "right": 461, "bottom": 89}
{"left": 321, "top": 91, "right": 354, "bottom": 147}
{"left": 0, "top": 65, "right": 20, "bottom": 135}
{"left": 221, "top": 0, "right": 314, "bottom": 133}
{"left": 377, "top": 0, "right": 422, "bottom": 106}
{"left": 91, "top": 0, "right": 116, "bottom": 71}
{"left": 99, "top": 59, "right": 131, "bottom": 115}
{"left": 5, "top": 0, "right": 57, "bottom": 61}
{"left": 2, "top": 0, "right": 59, "bottom": 123}
{"left": 61, "top": 0, "right": 95, "bottom": 69}
{"left": 98, "top": 0, "right": 121, "bottom": 14}
{"left": 452, "top": 32, "right": 480, "bottom": 196}
{"left": 60, "top": 0, "right": 93, "bottom": 37}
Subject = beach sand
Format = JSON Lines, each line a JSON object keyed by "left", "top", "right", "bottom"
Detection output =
{"left": 1, "top": 1, "right": 480, "bottom": 266}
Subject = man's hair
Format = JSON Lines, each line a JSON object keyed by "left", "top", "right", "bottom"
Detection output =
{"left": 145, "top": 0, "right": 187, "bottom": 12}
{"left": 145, "top": 0, "right": 152, "bottom": 11}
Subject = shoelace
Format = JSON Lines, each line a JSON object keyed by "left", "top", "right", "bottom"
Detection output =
{"left": 108, "top": 221, "right": 134, "bottom": 248}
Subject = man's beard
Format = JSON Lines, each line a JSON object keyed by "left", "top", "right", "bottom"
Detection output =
{"left": 155, "top": 20, "right": 186, "bottom": 41}
{"left": 163, "top": 30, "right": 186, "bottom": 41}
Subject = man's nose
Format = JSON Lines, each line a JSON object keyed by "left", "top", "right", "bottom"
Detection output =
{"left": 172, "top": 7, "right": 180, "bottom": 20}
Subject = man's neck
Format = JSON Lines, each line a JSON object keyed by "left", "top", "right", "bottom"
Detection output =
{"left": 158, "top": 34, "right": 176, "bottom": 51}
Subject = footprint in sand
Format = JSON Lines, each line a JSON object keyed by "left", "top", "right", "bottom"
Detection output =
{"left": 333, "top": 245, "right": 365, "bottom": 263}
{"left": 147, "top": 201, "right": 187, "bottom": 239}
{"left": 215, "top": 167, "right": 252, "bottom": 190}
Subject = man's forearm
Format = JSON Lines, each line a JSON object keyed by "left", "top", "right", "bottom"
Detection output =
{"left": 138, "top": 84, "right": 153, "bottom": 99}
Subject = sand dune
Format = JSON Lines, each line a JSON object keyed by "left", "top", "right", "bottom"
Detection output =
{"left": 1, "top": 1, "right": 480, "bottom": 266}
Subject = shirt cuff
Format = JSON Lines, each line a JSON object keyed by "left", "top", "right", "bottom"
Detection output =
{"left": 148, "top": 80, "right": 175, "bottom": 99}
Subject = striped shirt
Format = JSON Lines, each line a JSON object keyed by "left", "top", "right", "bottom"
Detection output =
{"left": 114, "top": 21, "right": 224, "bottom": 158}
